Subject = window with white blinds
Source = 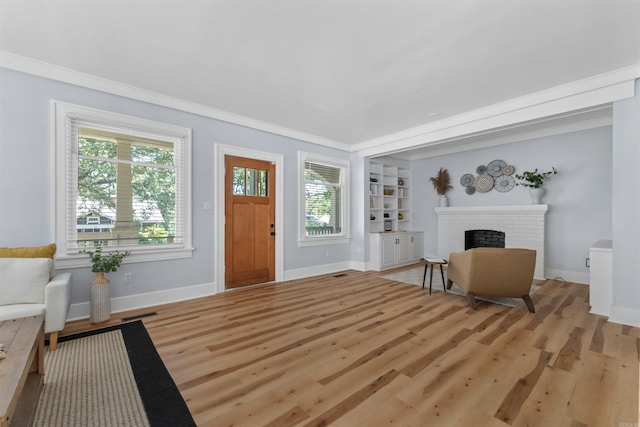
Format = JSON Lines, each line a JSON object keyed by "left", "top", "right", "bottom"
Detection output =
{"left": 54, "top": 101, "right": 192, "bottom": 267}
{"left": 299, "top": 152, "right": 350, "bottom": 246}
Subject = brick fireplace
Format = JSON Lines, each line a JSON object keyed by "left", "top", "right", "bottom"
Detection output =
{"left": 435, "top": 205, "right": 548, "bottom": 279}
{"left": 465, "top": 229, "right": 506, "bottom": 250}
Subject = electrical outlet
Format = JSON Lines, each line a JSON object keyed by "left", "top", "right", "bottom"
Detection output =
{"left": 124, "top": 272, "right": 133, "bottom": 283}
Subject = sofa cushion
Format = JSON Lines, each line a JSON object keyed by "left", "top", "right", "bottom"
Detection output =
{"left": 0, "top": 303, "right": 45, "bottom": 321}
{"left": 0, "top": 258, "right": 52, "bottom": 305}
{"left": 0, "top": 243, "right": 56, "bottom": 279}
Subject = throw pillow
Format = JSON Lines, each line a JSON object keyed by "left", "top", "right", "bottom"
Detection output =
{"left": 0, "top": 258, "right": 52, "bottom": 305}
{"left": 0, "top": 243, "right": 56, "bottom": 279}
{"left": 0, "top": 243, "right": 56, "bottom": 258}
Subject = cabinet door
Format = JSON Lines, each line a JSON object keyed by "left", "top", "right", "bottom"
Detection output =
{"left": 380, "top": 235, "right": 398, "bottom": 269}
{"left": 397, "top": 234, "right": 411, "bottom": 264}
{"left": 409, "top": 233, "right": 423, "bottom": 261}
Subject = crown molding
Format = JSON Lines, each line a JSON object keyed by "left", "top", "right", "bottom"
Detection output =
{"left": 0, "top": 51, "right": 350, "bottom": 152}
{"left": 398, "top": 105, "right": 613, "bottom": 160}
{"left": 2, "top": 51, "right": 637, "bottom": 158}
{"left": 355, "top": 64, "right": 640, "bottom": 158}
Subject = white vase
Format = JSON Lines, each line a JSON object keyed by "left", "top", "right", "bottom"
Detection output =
{"left": 91, "top": 272, "right": 111, "bottom": 323}
{"left": 529, "top": 188, "right": 545, "bottom": 204}
{"left": 439, "top": 195, "right": 449, "bottom": 207}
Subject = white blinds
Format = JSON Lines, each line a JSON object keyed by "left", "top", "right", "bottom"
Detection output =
{"left": 65, "top": 117, "right": 186, "bottom": 251}
{"left": 65, "top": 116, "right": 80, "bottom": 250}
{"left": 304, "top": 161, "right": 344, "bottom": 235}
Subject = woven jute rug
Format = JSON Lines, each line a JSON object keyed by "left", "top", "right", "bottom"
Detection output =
{"left": 34, "top": 321, "right": 195, "bottom": 427}
{"left": 382, "top": 266, "right": 540, "bottom": 308}
{"left": 35, "top": 329, "right": 149, "bottom": 427}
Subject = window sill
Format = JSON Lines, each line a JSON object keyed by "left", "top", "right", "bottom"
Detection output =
{"left": 55, "top": 247, "right": 194, "bottom": 269}
{"left": 298, "top": 235, "right": 351, "bottom": 247}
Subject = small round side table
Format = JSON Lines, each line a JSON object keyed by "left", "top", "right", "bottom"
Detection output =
{"left": 422, "top": 257, "right": 448, "bottom": 295}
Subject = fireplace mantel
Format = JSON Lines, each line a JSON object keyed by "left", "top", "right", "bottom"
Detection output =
{"left": 436, "top": 205, "right": 548, "bottom": 279}
{"left": 435, "top": 205, "right": 549, "bottom": 215}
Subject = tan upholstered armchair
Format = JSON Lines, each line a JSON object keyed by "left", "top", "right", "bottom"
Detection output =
{"left": 446, "top": 248, "right": 537, "bottom": 312}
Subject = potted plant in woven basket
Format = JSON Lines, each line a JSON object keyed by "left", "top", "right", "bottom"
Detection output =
{"left": 430, "top": 167, "right": 453, "bottom": 207}
{"left": 83, "top": 243, "right": 129, "bottom": 323}
{"left": 515, "top": 167, "right": 557, "bottom": 204}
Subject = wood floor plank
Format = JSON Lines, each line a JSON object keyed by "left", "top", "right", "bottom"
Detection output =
{"left": 512, "top": 366, "right": 577, "bottom": 427}
{"left": 553, "top": 326, "right": 586, "bottom": 371}
{"left": 493, "top": 350, "right": 554, "bottom": 424}
{"left": 59, "top": 268, "right": 639, "bottom": 426}
{"left": 567, "top": 351, "right": 620, "bottom": 426}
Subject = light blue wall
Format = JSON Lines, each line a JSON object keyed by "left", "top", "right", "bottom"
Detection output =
{"left": 612, "top": 78, "right": 640, "bottom": 322}
{"left": 410, "top": 126, "right": 613, "bottom": 281}
{"left": 0, "top": 68, "right": 351, "bottom": 305}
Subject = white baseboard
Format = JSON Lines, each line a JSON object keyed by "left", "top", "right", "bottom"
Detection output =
{"left": 67, "top": 282, "right": 216, "bottom": 321}
{"left": 608, "top": 305, "right": 640, "bottom": 328}
{"left": 544, "top": 269, "right": 589, "bottom": 285}
{"left": 349, "top": 260, "right": 368, "bottom": 272}
{"left": 283, "top": 261, "right": 354, "bottom": 281}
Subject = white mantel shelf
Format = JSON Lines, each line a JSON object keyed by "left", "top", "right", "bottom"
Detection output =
{"left": 435, "top": 204, "right": 548, "bottom": 279}
{"left": 435, "top": 204, "right": 549, "bottom": 214}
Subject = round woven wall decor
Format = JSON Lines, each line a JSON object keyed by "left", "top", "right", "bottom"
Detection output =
{"left": 474, "top": 174, "right": 494, "bottom": 193}
{"left": 494, "top": 175, "right": 515, "bottom": 192}
{"left": 487, "top": 159, "right": 507, "bottom": 177}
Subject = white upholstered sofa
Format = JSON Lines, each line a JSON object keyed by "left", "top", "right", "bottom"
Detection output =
{"left": 0, "top": 244, "right": 71, "bottom": 350}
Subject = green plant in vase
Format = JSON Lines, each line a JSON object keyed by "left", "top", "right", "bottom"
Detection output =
{"left": 83, "top": 243, "right": 130, "bottom": 283}
{"left": 515, "top": 167, "right": 558, "bottom": 188}
{"left": 515, "top": 167, "right": 558, "bottom": 204}
{"left": 83, "top": 242, "right": 130, "bottom": 323}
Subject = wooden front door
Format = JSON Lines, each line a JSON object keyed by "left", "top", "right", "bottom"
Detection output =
{"left": 225, "top": 155, "right": 276, "bottom": 289}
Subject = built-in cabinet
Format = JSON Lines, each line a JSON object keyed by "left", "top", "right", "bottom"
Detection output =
{"left": 370, "top": 231, "right": 423, "bottom": 271}
{"left": 369, "top": 161, "right": 410, "bottom": 233}
{"left": 369, "top": 159, "right": 423, "bottom": 271}
{"left": 589, "top": 239, "right": 612, "bottom": 317}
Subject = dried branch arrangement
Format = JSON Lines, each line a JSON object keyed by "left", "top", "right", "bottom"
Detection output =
{"left": 429, "top": 167, "right": 453, "bottom": 196}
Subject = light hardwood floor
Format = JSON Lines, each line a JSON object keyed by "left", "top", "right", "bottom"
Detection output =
{"left": 61, "top": 265, "right": 640, "bottom": 426}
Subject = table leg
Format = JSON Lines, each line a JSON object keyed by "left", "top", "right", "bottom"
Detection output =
{"left": 429, "top": 264, "right": 434, "bottom": 295}
{"left": 440, "top": 265, "right": 446, "bottom": 293}
{"left": 422, "top": 263, "right": 428, "bottom": 289}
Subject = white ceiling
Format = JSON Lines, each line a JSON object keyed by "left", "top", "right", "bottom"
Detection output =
{"left": 1, "top": 0, "right": 639, "bottom": 156}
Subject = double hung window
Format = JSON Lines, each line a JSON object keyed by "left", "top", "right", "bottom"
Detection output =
{"left": 54, "top": 101, "right": 192, "bottom": 267}
{"left": 299, "top": 152, "right": 350, "bottom": 246}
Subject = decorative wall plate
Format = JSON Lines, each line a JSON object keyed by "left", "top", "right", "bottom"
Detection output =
{"left": 474, "top": 174, "right": 494, "bottom": 193}
{"left": 494, "top": 175, "right": 515, "bottom": 192}
{"left": 460, "top": 173, "right": 475, "bottom": 187}
{"left": 476, "top": 165, "right": 487, "bottom": 175}
{"left": 465, "top": 186, "right": 476, "bottom": 195}
{"left": 502, "top": 165, "right": 515, "bottom": 176}
{"left": 487, "top": 160, "right": 507, "bottom": 177}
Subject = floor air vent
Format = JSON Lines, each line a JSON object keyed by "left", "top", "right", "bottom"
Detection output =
{"left": 121, "top": 312, "right": 158, "bottom": 322}
{"left": 333, "top": 273, "right": 347, "bottom": 277}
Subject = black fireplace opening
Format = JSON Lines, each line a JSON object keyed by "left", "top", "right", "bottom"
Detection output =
{"left": 465, "top": 229, "right": 505, "bottom": 250}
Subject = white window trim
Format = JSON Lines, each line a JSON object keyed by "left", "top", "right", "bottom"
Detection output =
{"left": 298, "top": 151, "right": 351, "bottom": 247}
{"left": 53, "top": 100, "right": 193, "bottom": 269}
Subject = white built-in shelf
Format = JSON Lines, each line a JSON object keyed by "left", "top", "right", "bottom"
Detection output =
{"left": 369, "top": 160, "right": 410, "bottom": 233}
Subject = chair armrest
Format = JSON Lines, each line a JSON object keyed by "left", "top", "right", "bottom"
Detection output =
{"left": 447, "top": 250, "right": 474, "bottom": 289}
{"left": 44, "top": 272, "right": 72, "bottom": 333}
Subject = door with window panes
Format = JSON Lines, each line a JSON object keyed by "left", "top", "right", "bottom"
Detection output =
{"left": 225, "top": 156, "right": 275, "bottom": 288}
